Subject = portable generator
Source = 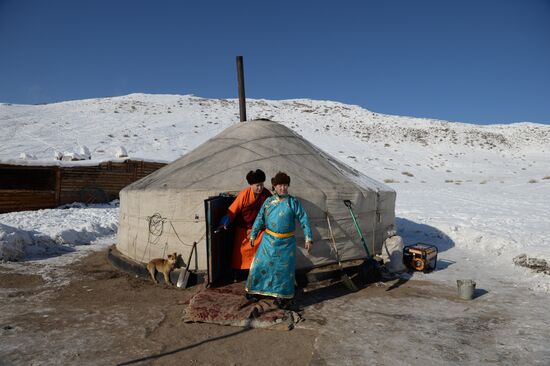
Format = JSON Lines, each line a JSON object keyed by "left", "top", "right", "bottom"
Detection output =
{"left": 403, "top": 243, "right": 438, "bottom": 273}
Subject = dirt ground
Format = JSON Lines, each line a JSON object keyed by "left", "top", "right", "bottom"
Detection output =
{"left": 2, "top": 248, "right": 550, "bottom": 366}
{"left": 0, "top": 249, "right": 322, "bottom": 366}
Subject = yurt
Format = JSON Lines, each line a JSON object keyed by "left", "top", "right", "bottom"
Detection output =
{"left": 116, "top": 120, "right": 396, "bottom": 281}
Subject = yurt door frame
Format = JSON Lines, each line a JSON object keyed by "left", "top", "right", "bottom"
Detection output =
{"left": 204, "top": 195, "right": 235, "bottom": 286}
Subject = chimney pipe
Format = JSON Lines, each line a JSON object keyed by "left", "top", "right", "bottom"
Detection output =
{"left": 236, "top": 56, "right": 247, "bottom": 122}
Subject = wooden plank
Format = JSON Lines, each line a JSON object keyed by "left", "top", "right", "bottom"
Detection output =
{"left": 55, "top": 167, "right": 61, "bottom": 206}
{"left": 0, "top": 190, "right": 56, "bottom": 213}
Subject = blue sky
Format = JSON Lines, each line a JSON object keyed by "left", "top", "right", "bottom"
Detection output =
{"left": 1, "top": 0, "right": 549, "bottom": 124}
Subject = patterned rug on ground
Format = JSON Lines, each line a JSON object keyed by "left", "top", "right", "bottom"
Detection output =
{"left": 182, "top": 281, "right": 301, "bottom": 330}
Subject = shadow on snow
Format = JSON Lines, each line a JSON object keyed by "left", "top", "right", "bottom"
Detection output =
{"left": 396, "top": 217, "right": 455, "bottom": 273}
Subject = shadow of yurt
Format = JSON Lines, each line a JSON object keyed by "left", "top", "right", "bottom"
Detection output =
{"left": 395, "top": 217, "right": 456, "bottom": 273}
{"left": 112, "top": 120, "right": 397, "bottom": 288}
{"left": 396, "top": 217, "right": 455, "bottom": 253}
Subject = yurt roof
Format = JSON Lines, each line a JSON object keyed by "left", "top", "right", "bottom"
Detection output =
{"left": 124, "top": 120, "right": 394, "bottom": 194}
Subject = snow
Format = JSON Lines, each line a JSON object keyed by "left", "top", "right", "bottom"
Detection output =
{"left": 0, "top": 202, "right": 118, "bottom": 261}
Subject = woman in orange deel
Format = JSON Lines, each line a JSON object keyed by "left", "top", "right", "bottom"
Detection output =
{"left": 219, "top": 169, "right": 271, "bottom": 281}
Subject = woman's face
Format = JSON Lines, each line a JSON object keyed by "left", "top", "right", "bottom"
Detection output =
{"left": 251, "top": 182, "right": 264, "bottom": 195}
{"left": 274, "top": 184, "right": 289, "bottom": 196}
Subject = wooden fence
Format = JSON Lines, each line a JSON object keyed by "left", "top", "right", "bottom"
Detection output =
{"left": 0, "top": 160, "right": 166, "bottom": 213}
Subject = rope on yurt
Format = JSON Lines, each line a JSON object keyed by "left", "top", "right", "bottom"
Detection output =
{"left": 371, "top": 190, "right": 379, "bottom": 255}
{"left": 122, "top": 212, "right": 203, "bottom": 223}
{"left": 325, "top": 213, "right": 340, "bottom": 261}
{"left": 141, "top": 213, "right": 168, "bottom": 261}
{"left": 131, "top": 232, "right": 138, "bottom": 262}
{"left": 168, "top": 221, "right": 205, "bottom": 248}
{"left": 140, "top": 212, "right": 206, "bottom": 262}
{"left": 147, "top": 213, "right": 166, "bottom": 236}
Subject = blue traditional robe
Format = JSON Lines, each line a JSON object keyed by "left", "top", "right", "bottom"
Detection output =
{"left": 246, "top": 194, "right": 313, "bottom": 298}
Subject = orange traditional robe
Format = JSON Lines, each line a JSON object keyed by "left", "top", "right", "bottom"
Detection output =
{"left": 226, "top": 186, "right": 271, "bottom": 269}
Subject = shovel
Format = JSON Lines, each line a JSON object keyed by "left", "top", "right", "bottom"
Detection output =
{"left": 343, "top": 200, "right": 381, "bottom": 283}
{"left": 177, "top": 241, "right": 197, "bottom": 288}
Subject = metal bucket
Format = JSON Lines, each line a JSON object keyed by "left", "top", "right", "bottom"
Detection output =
{"left": 457, "top": 279, "right": 476, "bottom": 300}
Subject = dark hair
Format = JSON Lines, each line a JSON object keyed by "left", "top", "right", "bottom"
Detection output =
{"left": 271, "top": 172, "right": 290, "bottom": 189}
{"left": 246, "top": 169, "right": 266, "bottom": 185}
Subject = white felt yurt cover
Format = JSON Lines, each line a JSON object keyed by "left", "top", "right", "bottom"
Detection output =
{"left": 117, "top": 120, "right": 396, "bottom": 271}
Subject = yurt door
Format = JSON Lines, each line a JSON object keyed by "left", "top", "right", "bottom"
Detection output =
{"left": 204, "top": 195, "right": 235, "bottom": 286}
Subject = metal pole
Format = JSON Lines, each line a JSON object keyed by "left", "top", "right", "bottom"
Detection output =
{"left": 236, "top": 56, "right": 247, "bottom": 122}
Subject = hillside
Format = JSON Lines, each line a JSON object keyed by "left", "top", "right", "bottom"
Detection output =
{"left": 1, "top": 93, "right": 549, "bottom": 185}
{"left": 1, "top": 94, "right": 549, "bottom": 292}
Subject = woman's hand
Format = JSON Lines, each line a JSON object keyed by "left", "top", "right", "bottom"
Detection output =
{"left": 305, "top": 241, "right": 313, "bottom": 252}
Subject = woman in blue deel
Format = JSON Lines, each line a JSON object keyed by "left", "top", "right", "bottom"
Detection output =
{"left": 246, "top": 172, "right": 313, "bottom": 309}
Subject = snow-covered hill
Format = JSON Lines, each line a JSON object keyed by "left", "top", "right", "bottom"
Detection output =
{"left": 1, "top": 93, "right": 549, "bottom": 293}
{"left": 1, "top": 93, "right": 549, "bottom": 163}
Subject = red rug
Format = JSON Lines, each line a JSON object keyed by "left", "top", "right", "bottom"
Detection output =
{"left": 182, "top": 281, "right": 301, "bottom": 330}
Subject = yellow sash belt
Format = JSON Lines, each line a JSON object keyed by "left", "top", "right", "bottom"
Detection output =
{"left": 265, "top": 228, "right": 295, "bottom": 239}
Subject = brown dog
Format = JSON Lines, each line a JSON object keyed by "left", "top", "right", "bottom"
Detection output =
{"left": 147, "top": 252, "right": 177, "bottom": 285}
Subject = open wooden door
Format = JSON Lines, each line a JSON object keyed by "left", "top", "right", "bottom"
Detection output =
{"left": 204, "top": 195, "right": 235, "bottom": 287}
